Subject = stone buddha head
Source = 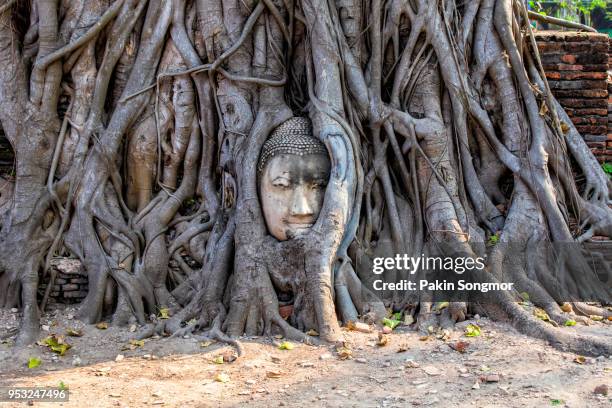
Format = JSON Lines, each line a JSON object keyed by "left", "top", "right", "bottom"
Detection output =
{"left": 258, "top": 117, "right": 331, "bottom": 241}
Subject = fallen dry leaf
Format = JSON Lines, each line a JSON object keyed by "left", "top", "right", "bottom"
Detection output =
{"left": 214, "top": 373, "right": 230, "bottom": 383}
{"left": 66, "top": 329, "right": 83, "bottom": 337}
{"left": 449, "top": 341, "right": 469, "bottom": 353}
{"left": 377, "top": 333, "right": 389, "bottom": 347}
{"left": 266, "top": 370, "right": 283, "bottom": 379}
{"left": 336, "top": 347, "right": 353, "bottom": 360}
{"left": 397, "top": 344, "right": 409, "bottom": 353}
{"left": 222, "top": 351, "right": 237, "bottom": 363}
{"left": 594, "top": 384, "right": 608, "bottom": 396}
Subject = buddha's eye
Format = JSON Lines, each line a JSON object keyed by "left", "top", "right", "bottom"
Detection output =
{"left": 272, "top": 178, "right": 291, "bottom": 188}
{"left": 311, "top": 180, "right": 327, "bottom": 189}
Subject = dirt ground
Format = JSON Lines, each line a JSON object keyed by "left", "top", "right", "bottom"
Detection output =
{"left": 0, "top": 305, "right": 610, "bottom": 408}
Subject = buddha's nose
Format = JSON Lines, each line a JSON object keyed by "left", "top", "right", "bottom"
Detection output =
{"left": 290, "top": 187, "right": 314, "bottom": 217}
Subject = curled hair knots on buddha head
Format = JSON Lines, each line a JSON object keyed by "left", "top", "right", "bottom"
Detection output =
{"left": 257, "top": 117, "right": 328, "bottom": 175}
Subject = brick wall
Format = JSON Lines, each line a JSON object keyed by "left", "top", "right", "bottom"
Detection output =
{"left": 38, "top": 259, "right": 88, "bottom": 305}
{"left": 535, "top": 31, "right": 611, "bottom": 163}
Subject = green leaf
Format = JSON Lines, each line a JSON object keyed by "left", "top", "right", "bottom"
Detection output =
{"left": 50, "top": 343, "right": 71, "bottom": 356}
{"left": 392, "top": 312, "right": 402, "bottom": 321}
{"left": 602, "top": 163, "right": 612, "bottom": 175}
{"left": 382, "top": 317, "right": 401, "bottom": 330}
{"left": 520, "top": 292, "right": 530, "bottom": 302}
{"left": 42, "top": 335, "right": 72, "bottom": 356}
{"left": 434, "top": 301, "right": 449, "bottom": 312}
{"left": 278, "top": 341, "right": 294, "bottom": 350}
{"left": 28, "top": 357, "right": 42, "bottom": 369}
{"left": 464, "top": 324, "right": 481, "bottom": 337}
{"left": 487, "top": 233, "right": 500, "bottom": 247}
{"left": 550, "top": 399, "right": 564, "bottom": 406}
{"left": 43, "top": 336, "right": 59, "bottom": 347}
{"left": 129, "top": 339, "right": 145, "bottom": 348}
{"left": 564, "top": 320, "right": 577, "bottom": 326}
{"left": 534, "top": 308, "right": 550, "bottom": 322}
{"left": 158, "top": 308, "right": 170, "bottom": 319}
{"left": 58, "top": 381, "right": 68, "bottom": 391}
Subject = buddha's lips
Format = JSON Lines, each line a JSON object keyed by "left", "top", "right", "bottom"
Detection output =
{"left": 285, "top": 223, "right": 314, "bottom": 230}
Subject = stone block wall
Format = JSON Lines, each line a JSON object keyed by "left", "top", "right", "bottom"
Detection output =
{"left": 534, "top": 31, "right": 611, "bottom": 163}
{"left": 38, "top": 259, "right": 88, "bottom": 304}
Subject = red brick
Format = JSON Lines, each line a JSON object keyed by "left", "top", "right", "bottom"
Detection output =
{"left": 558, "top": 98, "right": 608, "bottom": 109}
{"left": 570, "top": 116, "right": 609, "bottom": 125}
{"left": 547, "top": 80, "right": 607, "bottom": 90}
{"left": 546, "top": 72, "right": 561, "bottom": 80}
{"left": 565, "top": 108, "right": 608, "bottom": 116}
{"left": 554, "top": 89, "right": 609, "bottom": 99}
{"left": 576, "top": 125, "right": 608, "bottom": 134}
{"left": 561, "top": 54, "right": 576, "bottom": 64}
{"left": 537, "top": 42, "right": 563, "bottom": 52}
{"left": 564, "top": 42, "right": 609, "bottom": 53}
{"left": 546, "top": 72, "right": 608, "bottom": 80}
{"left": 541, "top": 64, "right": 609, "bottom": 72}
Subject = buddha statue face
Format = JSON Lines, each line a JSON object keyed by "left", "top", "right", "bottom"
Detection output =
{"left": 258, "top": 117, "right": 331, "bottom": 241}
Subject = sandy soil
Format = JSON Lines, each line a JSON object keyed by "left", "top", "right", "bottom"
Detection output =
{"left": 0, "top": 305, "right": 610, "bottom": 408}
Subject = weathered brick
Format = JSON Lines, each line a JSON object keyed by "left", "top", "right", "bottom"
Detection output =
{"left": 554, "top": 89, "right": 608, "bottom": 101}
{"left": 560, "top": 54, "right": 576, "bottom": 64}
{"left": 62, "top": 284, "right": 79, "bottom": 291}
{"left": 565, "top": 108, "right": 608, "bottom": 116}
{"left": 570, "top": 116, "right": 608, "bottom": 125}
{"left": 63, "top": 291, "right": 87, "bottom": 298}
{"left": 541, "top": 64, "right": 608, "bottom": 72}
{"left": 540, "top": 53, "right": 609, "bottom": 65}
{"left": 546, "top": 72, "right": 608, "bottom": 81}
{"left": 547, "top": 80, "right": 607, "bottom": 90}
{"left": 557, "top": 98, "right": 608, "bottom": 109}
{"left": 564, "top": 42, "right": 609, "bottom": 53}
{"left": 535, "top": 31, "right": 608, "bottom": 43}
{"left": 537, "top": 42, "right": 564, "bottom": 52}
{"left": 576, "top": 126, "right": 608, "bottom": 135}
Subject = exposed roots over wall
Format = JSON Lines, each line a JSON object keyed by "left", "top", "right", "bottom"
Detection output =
{"left": 0, "top": 0, "right": 610, "bottom": 356}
